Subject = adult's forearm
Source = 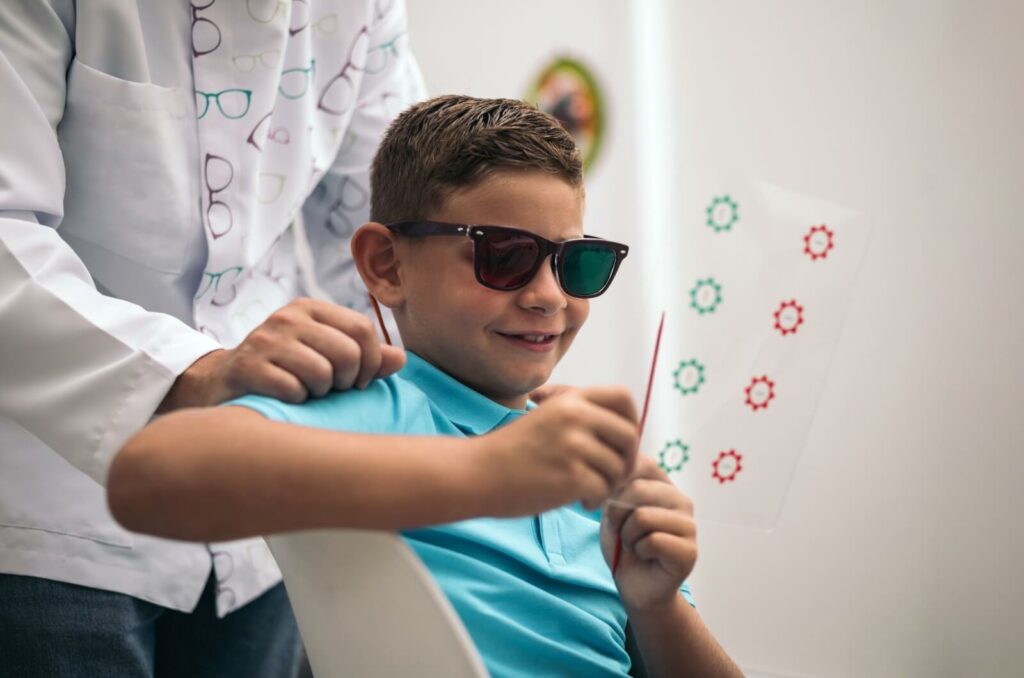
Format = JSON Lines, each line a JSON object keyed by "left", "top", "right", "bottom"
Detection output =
{"left": 628, "top": 595, "right": 743, "bottom": 678}
{"left": 107, "top": 406, "right": 486, "bottom": 541}
{"left": 0, "top": 222, "right": 220, "bottom": 482}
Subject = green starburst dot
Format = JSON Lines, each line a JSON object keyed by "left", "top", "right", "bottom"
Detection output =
{"left": 689, "top": 277, "right": 723, "bottom": 315}
{"left": 673, "top": 359, "right": 706, "bottom": 396}
{"left": 705, "top": 195, "right": 739, "bottom": 233}
{"left": 658, "top": 439, "right": 690, "bottom": 474}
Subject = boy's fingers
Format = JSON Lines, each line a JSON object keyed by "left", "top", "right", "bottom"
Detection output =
{"left": 579, "top": 385, "right": 639, "bottom": 425}
{"left": 604, "top": 477, "right": 691, "bottom": 534}
{"left": 577, "top": 467, "right": 617, "bottom": 510}
{"left": 602, "top": 501, "right": 635, "bottom": 537}
{"left": 584, "top": 409, "right": 639, "bottom": 475}
{"left": 632, "top": 532, "right": 697, "bottom": 574}
{"left": 529, "top": 383, "right": 573, "bottom": 403}
{"left": 578, "top": 437, "right": 631, "bottom": 493}
{"left": 615, "top": 477, "right": 692, "bottom": 515}
{"left": 619, "top": 506, "right": 694, "bottom": 553}
{"left": 632, "top": 453, "right": 671, "bottom": 481}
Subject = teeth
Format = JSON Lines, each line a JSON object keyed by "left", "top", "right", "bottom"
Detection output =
{"left": 501, "top": 332, "right": 557, "bottom": 343}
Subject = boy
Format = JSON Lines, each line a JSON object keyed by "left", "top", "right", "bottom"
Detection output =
{"left": 109, "top": 95, "right": 741, "bottom": 677}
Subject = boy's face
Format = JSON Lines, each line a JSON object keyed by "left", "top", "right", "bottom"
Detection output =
{"left": 394, "top": 170, "right": 588, "bottom": 409}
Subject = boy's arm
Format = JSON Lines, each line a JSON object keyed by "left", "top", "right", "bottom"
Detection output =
{"left": 108, "top": 406, "right": 484, "bottom": 541}
{"left": 107, "top": 386, "right": 640, "bottom": 541}
{"left": 627, "top": 596, "right": 743, "bottom": 678}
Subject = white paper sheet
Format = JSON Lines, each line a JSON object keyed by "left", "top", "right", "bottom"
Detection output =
{"left": 645, "top": 172, "right": 871, "bottom": 530}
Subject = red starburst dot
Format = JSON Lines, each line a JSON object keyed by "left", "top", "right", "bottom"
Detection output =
{"left": 803, "top": 224, "right": 835, "bottom": 261}
{"left": 773, "top": 299, "right": 805, "bottom": 336}
{"left": 744, "top": 375, "right": 776, "bottom": 411}
{"left": 711, "top": 449, "right": 743, "bottom": 484}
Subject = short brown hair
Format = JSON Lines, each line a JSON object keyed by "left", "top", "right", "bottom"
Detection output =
{"left": 369, "top": 95, "right": 583, "bottom": 223}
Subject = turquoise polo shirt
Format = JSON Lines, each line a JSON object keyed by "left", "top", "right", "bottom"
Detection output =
{"left": 230, "top": 352, "right": 694, "bottom": 677}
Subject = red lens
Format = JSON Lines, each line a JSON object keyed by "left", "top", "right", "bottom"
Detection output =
{"left": 477, "top": 231, "right": 541, "bottom": 289}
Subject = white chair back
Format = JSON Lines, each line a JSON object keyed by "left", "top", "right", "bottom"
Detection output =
{"left": 267, "top": 530, "right": 488, "bottom": 678}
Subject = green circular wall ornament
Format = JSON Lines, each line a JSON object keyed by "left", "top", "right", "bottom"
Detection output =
{"left": 705, "top": 195, "right": 740, "bottom": 233}
{"left": 658, "top": 439, "right": 691, "bottom": 474}
{"left": 526, "top": 57, "right": 606, "bottom": 171}
{"left": 688, "top": 277, "right": 724, "bottom": 315}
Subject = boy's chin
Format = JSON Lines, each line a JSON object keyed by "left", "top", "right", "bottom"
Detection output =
{"left": 484, "top": 372, "right": 553, "bottom": 407}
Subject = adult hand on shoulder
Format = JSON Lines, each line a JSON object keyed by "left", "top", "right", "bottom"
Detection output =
{"left": 474, "top": 385, "right": 639, "bottom": 517}
{"left": 159, "top": 298, "right": 406, "bottom": 411}
{"left": 601, "top": 453, "right": 697, "bottom": 612}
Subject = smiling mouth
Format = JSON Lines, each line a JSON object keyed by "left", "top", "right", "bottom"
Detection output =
{"left": 496, "top": 331, "right": 561, "bottom": 349}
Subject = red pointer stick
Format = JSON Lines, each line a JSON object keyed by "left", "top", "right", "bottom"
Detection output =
{"left": 369, "top": 295, "right": 393, "bottom": 346}
{"left": 612, "top": 311, "right": 666, "bottom": 575}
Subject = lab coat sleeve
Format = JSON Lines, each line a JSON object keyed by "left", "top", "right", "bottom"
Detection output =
{"left": 0, "top": 2, "right": 221, "bottom": 485}
{"left": 299, "top": 0, "right": 428, "bottom": 308}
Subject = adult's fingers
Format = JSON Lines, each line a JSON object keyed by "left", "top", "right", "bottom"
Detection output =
{"left": 307, "top": 300, "right": 382, "bottom": 389}
{"left": 376, "top": 345, "right": 407, "bottom": 379}
{"left": 297, "top": 323, "right": 363, "bottom": 391}
{"left": 248, "top": 362, "right": 308, "bottom": 403}
{"left": 269, "top": 342, "right": 335, "bottom": 398}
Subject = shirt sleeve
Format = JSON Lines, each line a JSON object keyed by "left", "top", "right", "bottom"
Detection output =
{"left": 298, "top": 0, "right": 427, "bottom": 312}
{"left": 0, "top": 1, "right": 220, "bottom": 485}
{"left": 680, "top": 580, "right": 697, "bottom": 608}
{"left": 226, "top": 375, "right": 421, "bottom": 435}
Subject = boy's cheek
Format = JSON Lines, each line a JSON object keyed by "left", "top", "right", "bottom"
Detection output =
{"left": 556, "top": 328, "right": 582, "bottom": 361}
{"left": 566, "top": 299, "right": 590, "bottom": 334}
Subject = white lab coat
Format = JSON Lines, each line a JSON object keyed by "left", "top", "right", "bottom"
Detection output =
{"left": 0, "top": 0, "right": 423, "bottom": 615}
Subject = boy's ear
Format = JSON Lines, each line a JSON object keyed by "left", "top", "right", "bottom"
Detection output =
{"left": 351, "top": 223, "right": 405, "bottom": 309}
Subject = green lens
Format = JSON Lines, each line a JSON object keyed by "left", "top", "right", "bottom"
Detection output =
{"left": 562, "top": 243, "right": 617, "bottom": 297}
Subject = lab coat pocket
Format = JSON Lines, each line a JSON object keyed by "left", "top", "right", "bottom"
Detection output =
{"left": 57, "top": 58, "right": 197, "bottom": 275}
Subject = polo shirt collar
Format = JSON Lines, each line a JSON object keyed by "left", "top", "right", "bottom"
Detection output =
{"left": 400, "top": 351, "right": 531, "bottom": 435}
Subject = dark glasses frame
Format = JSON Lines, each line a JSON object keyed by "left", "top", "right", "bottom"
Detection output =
{"left": 385, "top": 220, "right": 629, "bottom": 298}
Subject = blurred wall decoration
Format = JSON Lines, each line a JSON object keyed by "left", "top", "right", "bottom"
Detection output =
{"left": 526, "top": 57, "right": 606, "bottom": 171}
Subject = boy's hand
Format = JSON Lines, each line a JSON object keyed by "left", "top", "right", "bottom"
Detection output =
{"left": 474, "top": 386, "right": 639, "bottom": 517}
{"left": 159, "top": 298, "right": 406, "bottom": 412}
{"left": 601, "top": 453, "right": 697, "bottom": 612}
{"left": 528, "top": 382, "right": 572, "bottom": 403}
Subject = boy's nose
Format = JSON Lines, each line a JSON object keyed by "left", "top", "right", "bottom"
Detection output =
{"left": 517, "top": 256, "right": 567, "bottom": 315}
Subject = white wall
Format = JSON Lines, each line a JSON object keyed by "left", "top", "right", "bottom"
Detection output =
{"left": 407, "top": 2, "right": 1024, "bottom": 676}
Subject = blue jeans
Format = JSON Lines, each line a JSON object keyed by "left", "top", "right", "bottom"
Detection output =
{"left": 0, "top": 574, "right": 301, "bottom": 678}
